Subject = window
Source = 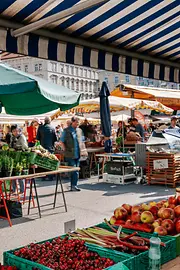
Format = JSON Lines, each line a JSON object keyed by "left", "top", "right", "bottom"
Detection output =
{"left": 92, "top": 71, "right": 95, "bottom": 79}
{"left": 66, "top": 78, "right": 70, "bottom": 88}
{"left": 80, "top": 80, "right": 83, "bottom": 90}
{"left": 125, "top": 75, "right": 130, "bottom": 83}
{"left": 85, "top": 93, "right": 88, "bottom": 99}
{"left": 61, "top": 77, "right": 65, "bottom": 86}
{"left": 66, "top": 65, "right": 69, "bottom": 74}
{"left": 17, "top": 65, "right": 21, "bottom": 70}
{"left": 50, "top": 75, "right": 58, "bottom": 84}
{"left": 35, "top": 64, "right": 38, "bottom": 71}
{"left": 24, "top": 65, "right": 28, "bottom": 72}
{"left": 39, "top": 64, "right": 42, "bottom": 71}
{"left": 70, "top": 66, "right": 74, "bottom": 75}
{"left": 85, "top": 81, "right": 88, "bottom": 91}
{"left": 71, "top": 79, "right": 74, "bottom": 90}
{"left": 60, "top": 64, "right": 64, "bottom": 73}
{"left": 76, "top": 80, "right": 79, "bottom": 90}
{"left": 75, "top": 67, "right": 78, "bottom": 76}
{"left": 89, "top": 82, "right": 92, "bottom": 92}
{"left": 80, "top": 68, "right": 83, "bottom": 77}
{"left": 87, "top": 70, "right": 91, "bottom": 78}
{"left": 114, "top": 76, "right": 119, "bottom": 85}
{"left": 84, "top": 69, "right": 87, "bottom": 77}
{"left": 51, "top": 62, "right": 57, "bottom": 72}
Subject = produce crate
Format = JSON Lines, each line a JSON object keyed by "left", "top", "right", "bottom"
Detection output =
{"left": 34, "top": 155, "right": 60, "bottom": 171}
{"left": 146, "top": 152, "right": 180, "bottom": 187}
{"left": 3, "top": 237, "right": 133, "bottom": 270}
{"left": 96, "top": 222, "right": 176, "bottom": 270}
{"left": 171, "top": 233, "right": 180, "bottom": 256}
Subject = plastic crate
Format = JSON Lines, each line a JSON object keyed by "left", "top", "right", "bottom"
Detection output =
{"left": 96, "top": 222, "right": 176, "bottom": 270}
{"left": 34, "top": 155, "right": 60, "bottom": 171}
{"left": 3, "top": 237, "right": 133, "bottom": 270}
{"left": 170, "top": 233, "right": 180, "bottom": 256}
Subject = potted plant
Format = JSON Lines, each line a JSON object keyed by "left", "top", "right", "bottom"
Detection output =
{"left": 15, "top": 162, "right": 23, "bottom": 176}
{"left": 22, "top": 158, "right": 30, "bottom": 175}
{"left": 2, "top": 156, "right": 14, "bottom": 177}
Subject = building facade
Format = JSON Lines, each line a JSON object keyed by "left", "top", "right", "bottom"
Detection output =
{"left": 1, "top": 53, "right": 99, "bottom": 100}
{"left": 98, "top": 70, "right": 180, "bottom": 91}
{"left": 1, "top": 53, "right": 179, "bottom": 98}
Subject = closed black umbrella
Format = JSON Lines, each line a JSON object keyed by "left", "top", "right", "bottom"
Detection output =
{"left": 99, "top": 81, "right": 112, "bottom": 152}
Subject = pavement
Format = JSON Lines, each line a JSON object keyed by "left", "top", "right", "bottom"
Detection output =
{"left": 0, "top": 176, "right": 178, "bottom": 266}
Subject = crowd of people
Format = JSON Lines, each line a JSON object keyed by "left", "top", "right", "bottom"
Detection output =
{"left": 1, "top": 114, "right": 179, "bottom": 193}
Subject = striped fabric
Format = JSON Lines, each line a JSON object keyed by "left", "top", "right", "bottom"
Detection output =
{"left": 0, "top": 0, "right": 179, "bottom": 82}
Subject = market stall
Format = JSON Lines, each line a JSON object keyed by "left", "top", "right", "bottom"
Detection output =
{"left": 3, "top": 192, "right": 180, "bottom": 269}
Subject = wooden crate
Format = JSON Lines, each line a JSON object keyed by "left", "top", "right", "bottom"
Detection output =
{"left": 146, "top": 152, "right": 180, "bottom": 187}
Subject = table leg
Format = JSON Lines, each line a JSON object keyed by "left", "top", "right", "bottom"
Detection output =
{"left": 59, "top": 174, "right": 67, "bottom": 212}
{"left": 33, "top": 179, "right": 41, "bottom": 218}
{"left": 53, "top": 174, "right": 59, "bottom": 209}
{"left": 27, "top": 179, "right": 33, "bottom": 215}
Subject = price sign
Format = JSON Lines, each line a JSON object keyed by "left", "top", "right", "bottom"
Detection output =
{"left": 153, "top": 159, "right": 168, "bottom": 170}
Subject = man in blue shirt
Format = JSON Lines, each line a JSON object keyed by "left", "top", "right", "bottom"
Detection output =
{"left": 61, "top": 117, "right": 81, "bottom": 191}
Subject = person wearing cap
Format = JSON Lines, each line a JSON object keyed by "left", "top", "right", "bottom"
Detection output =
{"left": 168, "top": 116, "right": 179, "bottom": 129}
{"left": 27, "top": 118, "right": 40, "bottom": 147}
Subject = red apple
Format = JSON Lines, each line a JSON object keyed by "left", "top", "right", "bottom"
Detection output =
{"left": 122, "top": 204, "right": 132, "bottom": 214}
{"left": 152, "top": 219, "right": 162, "bottom": 229}
{"left": 175, "top": 220, "right": 180, "bottom": 233}
{"left": 161, "top": 208, "right": 174, "bottom": 220}
{"left": 161, "top": 219, "right": 174, "bottom": 233}
{"left": 154, "top": 226, "right": 167, "bottom": 236}
{"left": 131, "top": 205, "right": 141, "bottom": 213}
{"left": 158, "top": 208, "right": 165, "bottom": 218}
{"left": 141, "top": 211, "right": 154, "bottom": 224}
{"left": 149, "top": 206, "right": 158, "bottom": 216}
{"left": 141, "top": 203, "right": 150, "bottom": 211}
{"left": 125, "top": 219, "right": 134, "bottom": 225}
{"left": 168, "top": 204, "right": 176, "bottom": 209}
{"left": 168, "top": 196, "right": 177, "bottom": 206}
{"left": 156, "top": 202, "right": 163, "bottom": 209}
{"left": 110, "top": 216, "right": 117, "bottom": 225}
{"left": 131, "top": 211, "right": 141, "bottom": 223}
{"left": 174, "top": 205, "right": 180, "bottom": 218}
{"left": 114, "top": 207, "right": 127, "bottom": 220}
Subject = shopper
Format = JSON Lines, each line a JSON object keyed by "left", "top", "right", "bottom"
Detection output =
{"left": 10, "top": 125, "right": 27, "bottom": 193}
{"left": 60, "top": 116, "right": 87, "bottom": 191}
{"left": 168, "top": 116, "right": 179, "bottom": 129}
{"left": 10, "top": 125, "right": 28, "bottom": 151}
{"left": 36, "top": 116, "right": 57, "bottom": 153}
{"left": 131, "top": 118, "right": 144, "bottom": 141}
{"left": 27, "top": 118, "right": 40, "bottom": 147}
{"left": 5, "top": 126, "right": 12, "bottom": 145}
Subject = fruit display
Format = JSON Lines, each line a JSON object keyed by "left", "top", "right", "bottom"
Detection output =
{"left": 67, "top": 221, "right": 165, "bottom": 256}
{"left": 109, "top": 195, "right": 180, "bottom": 236}
{"left": 13, "top": 237, "right": 115, "bottom": 270}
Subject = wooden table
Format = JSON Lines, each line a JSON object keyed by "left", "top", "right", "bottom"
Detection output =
{"left": 0, "top": 166, "right": 80, "bottom": 224}
{"left": 87, "top": 147, "right": 105, "bottom": 175}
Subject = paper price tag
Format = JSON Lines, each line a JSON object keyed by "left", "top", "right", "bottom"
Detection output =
{"left": 153, "top": 159, "right": 168, "bottom": 170}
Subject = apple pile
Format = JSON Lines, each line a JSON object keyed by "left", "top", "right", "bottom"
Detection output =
{"left": 0, "top": 266, "right": 17, "bottom": 270}
{"left": 110, "top": 195, "right": 180, "bottom": 236}
{"left": 13, "top": 237, "right": 114, "bottom": 270}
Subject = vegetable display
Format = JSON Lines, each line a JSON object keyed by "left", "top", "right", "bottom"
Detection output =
{"left": 68, "top": 220, "right": 165, "bottom": 255}
{"left": 13, "top": 237, "right": 115, "bottom": 270}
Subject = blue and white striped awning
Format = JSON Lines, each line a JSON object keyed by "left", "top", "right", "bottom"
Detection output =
{"left": 0, "top": 0, "right": 179, "bottom": 83}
